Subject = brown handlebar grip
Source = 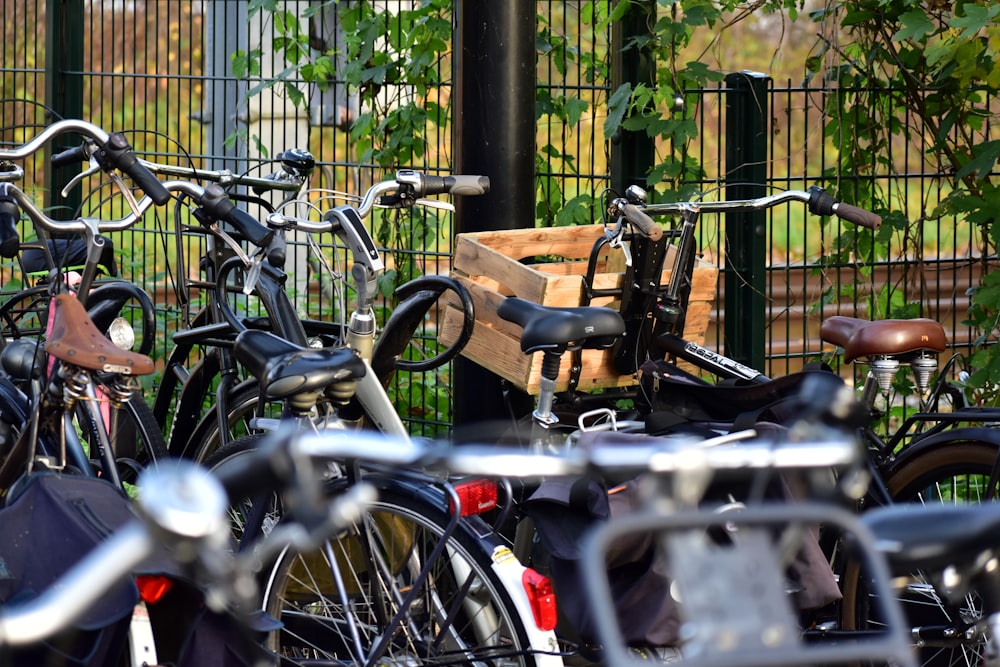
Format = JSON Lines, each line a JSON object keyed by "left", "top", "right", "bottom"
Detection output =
{"left": 835, "top": 203, "right": 881, "bottom": 230}
{"left": 623, "top": 204, "right": 663, "bottom": 241}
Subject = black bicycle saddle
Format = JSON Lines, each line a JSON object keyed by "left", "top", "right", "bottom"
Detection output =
{"left": 497, "top": 297, "right": 625, "bottom": 354}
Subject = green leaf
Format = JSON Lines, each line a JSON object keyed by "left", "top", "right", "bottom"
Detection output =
{"left": 950, "top": 4, "right": 998, "bottom": 43}
{"left": 892, "top": 9, "right": 934, "bottom": 42}
{"left": 956, "top": 141, "right": 1000, "bottom": 181}
{"left": 604, "top": 83, "right": 632, "bottom": 136}
{"left": 564, "top": 97, "right": 589, "bottom": 127}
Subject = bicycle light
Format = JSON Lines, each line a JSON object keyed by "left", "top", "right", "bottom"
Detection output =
{"left": 107, "top": 316, "right": 136, "bottom": 351}
{"left": 522, "top": 569, "right": 558, "bottom": 631}
{"left": 135, "top": 574, "right": 174, "bottom": 604}
{"left": 450, "top": 479, "right": 498, "bottom": 516}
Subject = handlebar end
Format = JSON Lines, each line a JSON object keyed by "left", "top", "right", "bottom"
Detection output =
{"left": 835, "top": 203, "right": 882, "bottom": 230}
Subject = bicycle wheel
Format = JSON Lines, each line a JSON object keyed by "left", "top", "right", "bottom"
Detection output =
{"left": 75, "top": 393, "right": 169, "bottom": 484}
{"left": 841, "top": 439, "right": 1000, "bottom": 667}
{"left": 261, "top": 476, "right": 539, "bottom": 666}
{"left": 202, "top": 435, "right": 281, "bottom": 548}
{"left": 183, "top": 384, "right": 277, "bottom": 463}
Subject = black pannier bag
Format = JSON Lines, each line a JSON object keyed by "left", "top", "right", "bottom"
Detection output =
{"left": 0, "top": 472, "right": 278, "bottom": 667}
{"left": 0, "top": 473, "right": 139, "bottom": 666}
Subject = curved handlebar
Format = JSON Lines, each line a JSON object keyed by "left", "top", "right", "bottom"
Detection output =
{"left": 639, "top": 186, "right": 882, "bottom": 230}
{"left": 4, "top": 179, "right": 271, "bottom": 242}
{"left": 268, "top": 170, "right": 490, "bottom": 233}
{"left": 0, "top": 120, "right": 171, "bottom": 205}
{"left": 0, "top": 119, "right": 111, "bottom": 160}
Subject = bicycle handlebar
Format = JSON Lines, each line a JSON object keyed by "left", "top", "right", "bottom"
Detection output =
{"left": 0, "top": 119, "right": 111, "bottom": 161}
{"left": 268, "top": 169, "right": 490, "bottom": 234}
{"left": 2, "top": 120, "right": 171, "bottom": 205}
{"left": 3, "top": 178, "right": 273, "bottom": 247}
{"left": 142, "top": 158, "right": 307, "bottom": 193}
{"left": 639, "top": 186, "right": 882, "bottom": 230}
{"left": 97, "top": 132, "right": 172, "bottom": 205}
{"left": 621, "top": 203, "right": 663, "bottom": 240}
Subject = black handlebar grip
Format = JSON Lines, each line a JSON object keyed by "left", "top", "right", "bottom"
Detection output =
{"left": 199, "top": 183, "right": 275, "bottom": 248}
{"left": 267, "top": 234, "right": 287, "bottom": 270}
{"left": 0, "top": 196, "right": 20, "bottom": 258}
{"left": 622, "top": 204, "right": 663, "bottom": 241}
{"left": 834, "top": 203, "right": 882, "bottom": 230}
{"left": 807, "top": 185, "right": 881, "bottom": 230}
{"left": 422, "top": 175, "right": 490, "bottom": 196}
{"left": 50, "top": 145, "right": 89, "bottom": 168}
{"left": 100, "top": 133, "right": 171, "bottom": 205}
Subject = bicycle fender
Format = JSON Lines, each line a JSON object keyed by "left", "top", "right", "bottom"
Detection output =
{"left": 890, "top": 426, "right": 1000, "bottom": 470}
{"left": 373, "top": 288, "right": 441, "bottom": 382}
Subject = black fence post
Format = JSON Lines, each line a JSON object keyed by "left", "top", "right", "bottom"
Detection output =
{"left": 609, "top": 0, "right": 655, "bottom": 194}
{"left": 451, "top": 0, "right": 536, "bottom": 426}
{"left": 44, "top": 0, "right": 84, "bottom": 218}
{"left": 724, "top": 71, "right": 770, "bottom": 373}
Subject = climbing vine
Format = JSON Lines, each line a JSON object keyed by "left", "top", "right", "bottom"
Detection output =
{"left": 237, "top": 0, "right": 1000, "bottom": 395}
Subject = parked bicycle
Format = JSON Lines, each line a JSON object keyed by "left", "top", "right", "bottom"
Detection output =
{"left": 0, "top": 119, "right": 174, "bottom": 493}
{"left": 482, "top": 183, "right": 1000, "bottom": 667}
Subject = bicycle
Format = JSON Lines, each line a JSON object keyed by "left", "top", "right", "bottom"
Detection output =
{"left": 487, "top": 184, "right": 1000, "bottom": 667}
{"left": 0, "top": 119, "right": 173, "bottom": 493}
{"left": 193, "top": 171, "right": 564, "bottom": 665}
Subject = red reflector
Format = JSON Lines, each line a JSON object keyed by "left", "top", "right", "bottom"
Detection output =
{"left": 451, "top": 479, "right": 498, "bottom": 516}
{"left": 522, "top": 568, "right": 558, "bottom": 631}
{"left": 135, "top": 575, "right": 173, "bottom": 604}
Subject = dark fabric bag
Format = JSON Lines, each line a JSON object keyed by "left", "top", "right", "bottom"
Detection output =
{"left": 524, "top": 430, "right": 842, "bottom": 649}
{"left": 636, "top": 359, "right": 838, "bottom": 434}
{"left": 0, "top": 473, "right": 279, "bottom": 667}
{"left": 0, "top": 473, "right": 138, "bottom": 666}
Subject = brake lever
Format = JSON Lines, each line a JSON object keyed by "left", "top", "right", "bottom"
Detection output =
{"left": 208, "top": 223, "right": 253, "bottom": 269}
{"left": 242, "top": 250, "right": 265, "bottom": 296}
{"left": 604, "top": 204, "right": 632, "bottom": 267}
{"left": 59, "top": 160, "right": 102, "bottom": 199}
{"left": 414, "top": 198, "right": 455, "bottom": 213}
{"left": 108, "top": 171, "right": 142, "bottom": 218}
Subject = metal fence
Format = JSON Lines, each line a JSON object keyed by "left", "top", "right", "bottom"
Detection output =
{"left": 1, "top": 0, "right": 988, "bottom": 432}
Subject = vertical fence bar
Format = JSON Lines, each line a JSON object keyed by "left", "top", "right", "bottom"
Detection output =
{"left": 44, "top": 0, "right": 84, "bottom": 217}
{"left": 724, "top": 71, "right": 770, "bottom": 373}
{"left": 452, "top": 0, "right": 536, "bottom": 426}
{"left": 609, "top": 0, "right": 654, "bottom": 194}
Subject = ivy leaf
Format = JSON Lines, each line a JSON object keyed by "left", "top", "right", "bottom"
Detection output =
{"left": 892, "top": 9, "right": 934, "bottom": 42}
{"left": 956, "top": 140, "right": 1000, "bottom": 181}
{"left": 564, "top": 97, "right": 589, "bottom": 127}
{"left": 604, "top": 83, "right": 631, "bottom": 137}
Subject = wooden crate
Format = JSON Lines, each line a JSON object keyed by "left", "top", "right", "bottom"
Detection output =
{"left": 438, "top": 224, "right": 719, "bottom": 395}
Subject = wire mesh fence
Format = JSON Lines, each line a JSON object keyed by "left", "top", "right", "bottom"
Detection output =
{"left": 1, "top": 0, "right": 990, "bottom": 432}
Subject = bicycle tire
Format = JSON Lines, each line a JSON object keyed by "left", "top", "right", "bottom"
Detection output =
{"left": 203, "top": 439, "right": 542, "bottom": 667}
{"left": 840, "top": 439, "right": 1000, "bottom": 667}
{"left": 74, "top": 392, "right": 169, "bottom": 484}
{"left": 184, "top": 383, "right": 351, "bottom": 463}
{"left": 264, "top": 482, "right": 539, "bottom": 666}
{"left": 201, "top": 435, "right": 282, "bottom": 548}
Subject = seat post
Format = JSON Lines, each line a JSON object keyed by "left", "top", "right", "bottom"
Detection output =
{"left": 531, "top": 350, "right": 563, "bottom": 435}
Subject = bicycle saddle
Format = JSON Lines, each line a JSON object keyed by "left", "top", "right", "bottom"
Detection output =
{"left": 863, "top": 502, "right": 1000, "bottom": 573}
{"left": 45, "top": 293, "right": 155, "bottom": 375}
{"left": 497, "top": 297, "right": 625, "bottom": 354}
{"left": 233, "top": 329, "right": 366, "bottom": 400}
{"left": 820, "top": 315, "right": 947, "bottom": 362}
